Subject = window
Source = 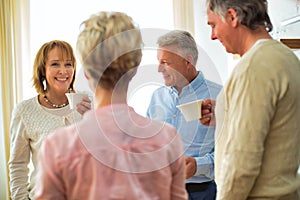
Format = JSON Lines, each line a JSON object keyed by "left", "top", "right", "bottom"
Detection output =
{"left": 24, "top": 0, "right": 174, "bottom": 116}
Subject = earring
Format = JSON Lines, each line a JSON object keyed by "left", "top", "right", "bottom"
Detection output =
{"left": 43, "top": 79, "right": 47, "bottom": 91}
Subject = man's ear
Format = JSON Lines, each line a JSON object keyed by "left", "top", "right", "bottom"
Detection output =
{"left": 227, "top": 8, "right": 238, "bottom": 27}
{"left": 186, "top": 55, "right": 194, "bottom": 66}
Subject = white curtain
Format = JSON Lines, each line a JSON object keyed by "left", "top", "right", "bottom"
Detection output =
{"left": 173, "top": 0, "right": 195, "bottom": 36}
{"left": 0, "top": 0, "right": 29, "bottom": 199}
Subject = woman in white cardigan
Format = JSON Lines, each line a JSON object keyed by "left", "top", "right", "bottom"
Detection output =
{"left": 8, "top": 40, "right": 91, "bottom": 200}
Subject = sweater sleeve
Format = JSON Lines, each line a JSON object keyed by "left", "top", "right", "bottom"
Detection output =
{"left": 8, "top": 108, "right": 31, "bottom": 200}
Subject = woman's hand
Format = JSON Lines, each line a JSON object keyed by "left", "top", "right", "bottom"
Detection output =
{"left": 199, "top": 98, "right": 216, "bottom": 126}
{"left": 76, "top": 96, "right": 92, "bottom": 115}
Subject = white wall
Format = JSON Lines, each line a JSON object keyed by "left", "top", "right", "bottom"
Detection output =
{"left": 193, "top": 0, "right": 228, "bottom": 85}
{"left": 269, "top": 0, "right": 300, "bottom": 39}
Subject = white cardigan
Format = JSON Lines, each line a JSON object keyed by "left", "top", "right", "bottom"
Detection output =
{"left": 8, "top": 96, "right": 81, "bottom": 200}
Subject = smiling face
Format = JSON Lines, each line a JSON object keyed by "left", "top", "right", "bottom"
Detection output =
{"left": 45, "top": 47, "right": 75, "bottom": 94}
{"left": 157, "top": 46, "right": 189, "bottom": 91}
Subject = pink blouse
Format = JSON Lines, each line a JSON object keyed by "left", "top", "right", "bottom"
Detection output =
{"left": 35, "top": 104, "right": 187, "bottom": 200}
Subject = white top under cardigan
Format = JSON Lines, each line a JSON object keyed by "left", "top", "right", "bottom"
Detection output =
{"left": 8, "top": 96, "right": 81, "bottom": 200}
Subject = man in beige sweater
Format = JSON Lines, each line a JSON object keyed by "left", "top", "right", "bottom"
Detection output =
{"left": 200, "top": 0, "right": 300, "bottom": 199}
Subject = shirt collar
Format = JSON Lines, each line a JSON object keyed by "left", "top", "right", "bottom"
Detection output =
{"left": 170, "top": 71, "right": 205, "bottom": 95}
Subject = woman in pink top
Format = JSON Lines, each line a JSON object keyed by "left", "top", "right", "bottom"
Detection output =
{"left": 35, "top": 11, "right": 187, "bottom": 200}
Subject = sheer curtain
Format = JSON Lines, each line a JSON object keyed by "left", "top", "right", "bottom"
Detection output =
{"left": 0, "top": 0, "right": 17, "bottom": 199}
{"left": 0, "top": 0, "right": 29, "bottom": 199}
{"left": 173, "top": 0, "right": 195, "bottom": 36}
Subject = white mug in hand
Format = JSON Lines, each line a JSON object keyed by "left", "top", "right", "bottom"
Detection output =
{"left": 176, "top": 99, "right": 203, "bottom": 122}
{"left": 65, "top": 93, "right": 89, "bottom": 110}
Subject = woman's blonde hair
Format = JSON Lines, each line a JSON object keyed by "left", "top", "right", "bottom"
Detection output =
{"left": 32, "top": 40, "right": 76, "bottom": 95}
{"left": 76, "top": 11, "right": 143, "bottom": 90}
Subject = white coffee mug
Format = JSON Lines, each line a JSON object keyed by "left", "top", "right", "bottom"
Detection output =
{"left": 65, "top": 93, "right": 89, "bottom": 110}
{"left": 176, "top": 99, "right": 203, "bottom": 122}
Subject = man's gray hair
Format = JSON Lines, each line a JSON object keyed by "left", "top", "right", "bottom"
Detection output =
{"left": 206, "top": 0, "right": 273, "bottom": 32}
{"left": 157, "top": 30, "right": 199, "bottom": 66}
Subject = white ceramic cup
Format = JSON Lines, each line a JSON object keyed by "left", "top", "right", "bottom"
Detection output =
{"left": 65, "top": 93, "right": 89, "bottom": 110}
{"left": 176, "top": 99, "right": 203, "bottom": 122}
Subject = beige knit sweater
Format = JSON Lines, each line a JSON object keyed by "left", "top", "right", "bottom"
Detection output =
{"left": 215, "top": 40, "right": 300, "bottom": 199}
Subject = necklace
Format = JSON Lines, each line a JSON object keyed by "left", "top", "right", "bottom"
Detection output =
{"left": 43, "top": 95, "right": 69, "bottom": 108}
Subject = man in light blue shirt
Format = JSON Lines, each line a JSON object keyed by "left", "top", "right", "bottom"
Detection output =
{"left": 147, "top": 30, "right": 222, "bottom": 200}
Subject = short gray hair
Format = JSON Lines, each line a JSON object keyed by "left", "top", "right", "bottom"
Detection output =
{"left": 206, "top": 0, "right": 273, "bottom": 32}
{"left": 157, "top": 30, "right": 198, "bottom": 66}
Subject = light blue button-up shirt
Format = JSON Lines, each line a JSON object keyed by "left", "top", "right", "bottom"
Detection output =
{"left": 147, "top": 71, "right": 222, "bottom": 183}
